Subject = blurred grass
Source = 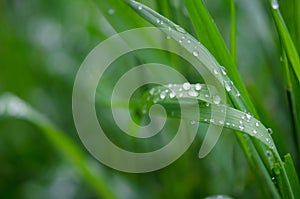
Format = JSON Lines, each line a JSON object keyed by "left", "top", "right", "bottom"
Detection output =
{"left": 0, "top": 0, "right": 299, "bottom": 198}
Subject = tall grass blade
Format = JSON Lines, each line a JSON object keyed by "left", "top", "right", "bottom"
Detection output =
{"left": 230, "top": 0, "right": 237, "bottom": 65}
{"left": 269, "top": 1, "right": 300, "bottom": 83}
{"left": 122, "top": 0, "right": 298, "bottom": 197}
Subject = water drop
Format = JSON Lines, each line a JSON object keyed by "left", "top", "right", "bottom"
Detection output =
{"left": 187, "top": 40, "right": 191, "bottom": 44}
{"left": 280, "top": 56, "right": 283, "bottom": 62}
{"left": 190, "top": 120, "right": 196, "bottom": 125}
{"left": 166, "top": 35, "right": 171, "bottom": 40}
{"left": 160, "top": 21, "right": 164, "bottom": 25}
{"left": 205, "top": 94, "right": 209, "bottom": 98}
{"left": 219, "top": 120, "right": 224, "bottom": 125}
{"left": 188, "top": 90, "right": 198, "bottom": 97}
{"left": 178, "top": 39, "right": 183, "bottom": 44}
{"left": 232, "top": 124, "right": 236, "bottom": 127}
{"left": 271, "top": 0, "right": 279, "bottom": 9}
{"left": 205, "top": 102, "right": 210, "bottom": 107}
{"left": 224, "top": 81, "right": 232, "bottom": 92}
{"left": 182, "top": 36, "right": 186, "bottom": 40}
{"left": 213, "top": 69, "right": 219, "bottom": 75}
{"left": 226, "top": 122, "right": 230, "bottom": 126}
{"left": 156, "top": 18, "right": 160, "bottom": 23}
{"left": 239, "top": 125, "right": 245, "bottom": 130}
{"left": 138, "top": 5, "right": 143, "bottom": 10}
{"left": 169, "top": 92, "right": 176, "bottom": 99}
{"left": 168, "top": 26, "right": 172, "bottom": 31}
{"left": 204, "top": 118, "right": 208, "bottom": 122}
{"left": 108, "top": 8, "right": 115, "bottom": 15}
{"left": 252, "top": 129, "right": 257, "bottom": 134}
{"left": 266, "top": 138, "right": 270, "bottom": 142}
{"left": 193, "top": 50, "right": 199, "bottom": 57}
{"left": 236, "top": 91, "right": 241, "bottom": 97}
{"left": 272, "top": 177, "right": 275, "bottom": 181}
{"left": 267, "top": 128, "right": 273, "bottom": 134}
{"left": 167, "top": 84, "right": 172, "bottom": 88}
{"left": 239, "top": 120, "right": 243, "bottom": 125}
{"left": 160, "top": 92, "right": 166, "bottom": 99}
{"left": 174, "top": 25, "right": 186, "bottom": 33}
{"left": 213, "top": 95, "right": 221, "bottom": 104}
{"left": 241, "top": 115, "right": 245, "bottom": 120}
{"left": 246, "top": 113, "right": 252, "bottom": 120}
{"left": 255, "top": 122, "right": 259, "bottom": 127}
{"left": 210, "top": 118, "right": 215, "bottom": 123}
{"left": 149, "top": 88, "right": 155, "bottom": 95}
{"left": 220, "top": 66, "right": 227, "bottom": 75}
{"left": 183, "top": 82, "right": 191, "bottom": 90}
{"left": 195, "top": 83, "right": 202, "bottom": 91}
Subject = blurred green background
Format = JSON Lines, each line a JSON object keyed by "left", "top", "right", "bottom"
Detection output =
{"left": 0, "top": 0, "right": 298, "bottom": 198}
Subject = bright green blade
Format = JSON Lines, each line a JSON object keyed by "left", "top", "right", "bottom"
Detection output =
{"left": 269, "top": 0, "right": 300, "bottom": 83}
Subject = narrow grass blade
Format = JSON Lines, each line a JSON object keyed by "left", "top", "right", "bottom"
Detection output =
{"left": 283, "top": 154, "right": 300, "bottom": 198}
{"left": 184, "top": 0, "right": 233, "bottom": 68}
{"left": 274, "top": 0, "right": 300, "bottom": 159}
{"left": 183, "top": 0, "right": 257, "bottom": 117}
{"left": 269, "top": 1, "right": 300, "bottom": 83}
{"left": 0, "top": 93, "right": 117, "bottom": 199}
{"left": 230, "top": 0, "right": 237, "bottom": 65}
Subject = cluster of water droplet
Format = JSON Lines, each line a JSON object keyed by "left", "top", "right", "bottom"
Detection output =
{"left": 127, "top": 0, "right": 277, "bottom": 150}
{"left": 147, "top": 82, "right": 224, "bottom": 106}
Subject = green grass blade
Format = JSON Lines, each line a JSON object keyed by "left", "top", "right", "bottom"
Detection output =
{"left": 272, "top": 0, "right": 300, "bottom": 159}
{"left": 92, "top": 0, "right": 150, "bottom": 32}
{"left": 119, "top": 1, "right": 296, "bottom": 197}
{"left": 184, "top": 0, "right": 233, "bottom": 68}
{"left": 269, "top": 1, "right": 300, "bottom": 83}
{"left": 230, "top": 0, "right": 237, "bottom": 65}
{"left": 0, "top": 93, "right": 117, "bottom": 199}
{"left": 143, "top": 84, "right": 275, "bottom": 149}
{"left": 283, "top": 154, "right": 300, "bottom": 198}
{"left": 183, "top": 0, "right": 257, "bottom": 117}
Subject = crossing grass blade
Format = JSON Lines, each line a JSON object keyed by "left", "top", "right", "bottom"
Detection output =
{"left": 141, "top": 84, "right": 274, "bottom": 149}
{"left": 122, "top": 0, "right": 299, "bottom": 198}
{"left": 183, "top": 0, "right": 256, "bottom": 114}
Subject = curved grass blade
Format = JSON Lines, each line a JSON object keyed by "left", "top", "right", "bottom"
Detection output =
{"left": 0, "top": 93, "right": 117, "bottom": 199}
{"left": 122, "top": 1, "right": 293, "bottom": 197}
{"left": 141, "top": 84, "right": 274, "bottom": 149}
